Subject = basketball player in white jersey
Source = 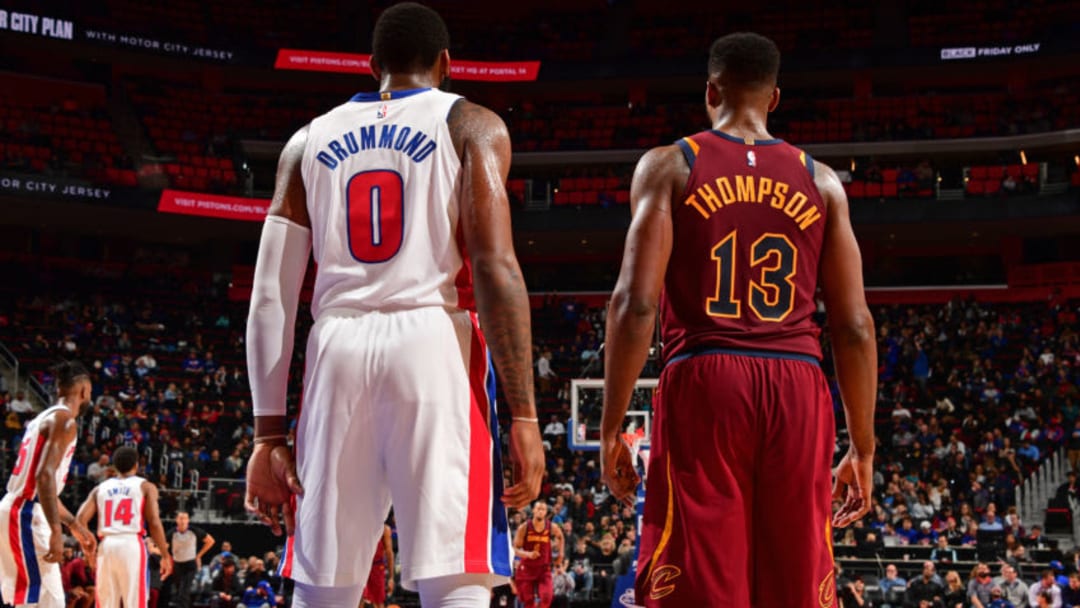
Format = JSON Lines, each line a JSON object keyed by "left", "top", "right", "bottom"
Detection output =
{"left": 75, "top": 446, "right": 173, "bottom": 607}
{"left": 0, "top": 361, "right": 96, "bottom": 607}
{"left": 243, "top": 3, "right": 544, "bottom": 607}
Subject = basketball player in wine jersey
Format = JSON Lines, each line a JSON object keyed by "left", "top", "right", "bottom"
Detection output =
{"left": 243, "top": 3, "right": 544, "bottom": 607}
{"left": 361, "top": 524, "right": 395, "bottom": 608}
{"left": 76, "top": 446, "right": 173, "bottom": 608}
{"left": 601, "top": 33, "right": 877, "bottom": 606}
{"left": 0, "top": 361, "right": 96, "bottom": 608}
{"left": 512, "top": 501, "right": 565, "bottom": 608}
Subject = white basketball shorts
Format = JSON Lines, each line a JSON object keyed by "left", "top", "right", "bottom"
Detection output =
{"left": 95, "top": 534, "right": 148, "bottom": 608}
{"left": 279, "top": 307, "right": 512, "bottom": 591}
{"left": 0, "top": 493, "right": 65, "bottom": 607}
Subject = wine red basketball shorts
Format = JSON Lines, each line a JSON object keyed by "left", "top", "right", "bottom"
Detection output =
{"left": 635, "top": 348, "right": 837, "bottom": 607}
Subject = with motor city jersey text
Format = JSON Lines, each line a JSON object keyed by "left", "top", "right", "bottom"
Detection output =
{"left": 684, "top": 174, "right": 821, "bottom": 231}
{"left": 315, "top": 122, "right": 437, "bottom": 170}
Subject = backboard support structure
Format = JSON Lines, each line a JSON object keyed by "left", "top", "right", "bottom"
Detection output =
{"left": 568, "top": 378, "right": 656, "bottom": 452}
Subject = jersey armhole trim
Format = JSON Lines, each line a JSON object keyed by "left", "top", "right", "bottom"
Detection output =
{"left": 800, "top": 150, "right": 815, "bottom": 178}
{"left": 675, "top": 137, "right": 698, "bottom": 170}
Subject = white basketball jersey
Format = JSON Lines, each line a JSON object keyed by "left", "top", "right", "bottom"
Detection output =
{"left": 95, "top": 476, "right": 146, "bottom": 536}
{"left": 301, "top": 88, "right": 471, "bottom": 318}
{"left": 5, "top": 405, "right": 76, "bottom": 499}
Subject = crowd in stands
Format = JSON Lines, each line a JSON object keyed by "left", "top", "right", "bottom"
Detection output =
{"left": 2, "top": 254, "right": 1079, "bottom": 605}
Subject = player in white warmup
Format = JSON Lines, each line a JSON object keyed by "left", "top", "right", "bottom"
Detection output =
{"left": 75, "top": 446, "right": 173, "bottom": 607}
{"left": 243, "top": 3, "right": 544, "bottom": 608}
{"left": 0, "top": 361, "right": 96, "bottom": 608}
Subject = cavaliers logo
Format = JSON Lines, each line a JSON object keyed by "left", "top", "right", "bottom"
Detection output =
{"left": 648, "top": 565, "right": 682, "bottom": 600}
{"left": 818, "top": 569, "right": 836, "bottom": 608}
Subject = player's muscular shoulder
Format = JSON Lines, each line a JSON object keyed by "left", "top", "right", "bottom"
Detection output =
{"left": 267, "top": 125, "right": 311, "bottom": 226}
{"left": 632, "top": 145, "right": 689, "bottom": 206}
{"left": 812, "top": 160, "right": 845, "bottom": 210}
{"left": 447, "top": 99, "right": 509, "bottom": 159}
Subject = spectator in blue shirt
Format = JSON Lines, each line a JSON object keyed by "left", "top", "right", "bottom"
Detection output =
{"left": 182, "top": 350, "right": 204, "bottom": 374}
{"left": 979, "top": 511, "right": 1005, "bottom": 532}
{"left": 881, "top": 564, "right": 907, "bottom": 596}
{"left": 897, "top": 518, "right": 920, "bottom": 545}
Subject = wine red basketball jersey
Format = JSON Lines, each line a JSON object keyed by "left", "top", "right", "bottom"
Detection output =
{"left": 518, "top": 520, "right": 552, "bottom": 576}
{"left": 660, "top": 130, "right": 825, "bottom": 363}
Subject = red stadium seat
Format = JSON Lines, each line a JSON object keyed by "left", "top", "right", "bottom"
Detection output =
{"left": 984, "top": 179, "right": 1001, "bottom": 195}
{"left": 987, "top": 166, "right": 1004, "bottom": 180}
{"left": 882, "top": 183, "right": 899, "bottom": 198}
{"left": 966, "top": 179, "right": 985, "bottom": 195}
{"left": 970, "top": 166, "right": 988, "bottom": 179}
{"left": 865, "top": 183, "right": 882, "bottom": 198}
{"left": 881, "top": 169, "right": 899, "bottom": 182}
{"left": 1006, "top": 165, "right": 1022, "bottom": 179}
{"left": 1072, "top": 172, "right": 1080, "bottom": 187}
{"left": 848, "top": 181, "right": 866, "bottom": 199}
{"left": 1022, "top": 164, "right": 1040, "bottom": 179}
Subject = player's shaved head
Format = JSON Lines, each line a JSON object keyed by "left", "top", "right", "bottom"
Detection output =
{"left": 708, "top": 32, "right": 780, "bottom": 90}
{"left": 372, "top": 2, "right": 450, "bottom": 74}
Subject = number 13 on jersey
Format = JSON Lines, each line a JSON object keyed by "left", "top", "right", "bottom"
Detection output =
{"left": 706, "top": 229, "right": 798, "bottom": 322}
{"left": 347, "top": 170, "right": 404, "bottom": 263}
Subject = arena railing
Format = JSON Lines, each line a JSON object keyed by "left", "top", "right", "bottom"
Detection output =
{"left": 0, "top": 341, "right": 51, "bottom": 411}
{"left": 1016, "top": 444, "right": 1067, "bottom": 531}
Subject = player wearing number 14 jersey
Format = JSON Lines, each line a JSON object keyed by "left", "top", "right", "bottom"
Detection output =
{"left": 76, "top": 447, "right": 173, "bottom": 608}
{"left": 601, "top": 34, "right": 877, "bottom": 606}
{"left": 243, "top": 4, "right": 543, "bottom": 608}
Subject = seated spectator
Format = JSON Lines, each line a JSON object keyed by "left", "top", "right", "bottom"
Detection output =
{"left": 8, "top": 390, "right": 33, "bottom": 414}
{"left": 1028, "top": 570, "right": 1061, "bottom": 608}
{"left": 906, "top": 561, "right": 945, "bottom": 606}
{"left": 931, "top": 535, "right": 958, "bottom": 564}
{"left": 591, "top": 535, "right": 618, "bottom": 600}
{"left": 568, "top": 536, "right": 595, "bottom": 597}
{"left": 61, "top": 543, "right": 93, "bottom": 608}
{"left": 239, "top": 580, "right": 276, "bottom": 608}
{"left": 210, "top": 558, "right": 243, "bottom": 608}
{"left": 183, "top": 350, "right": 204, "bottom": 374}
{"left": 1025, "top": 525, "right": 1049, "bottom": 550}
{"left": 943, "top": 570, "right": 967, "bottom": 608}
{"left": 980, "top": 511, "right": 1005, "bottom": 532}
{"left": 881, "top": 564, "right": 907, "bottom": 596}
{"left": 1061, "top": 573, "right": 1080, "bottom": 608}
{"left": 969, "top": 563, "right": 995, "bottom": 608}
{"left": 994, "top": 564, "right": 1029, "bottom": 607}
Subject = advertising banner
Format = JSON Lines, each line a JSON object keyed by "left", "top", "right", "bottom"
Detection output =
{"left": 0, "top": 173, "right": 113, "bottom": 200}
{"left": 157, "top": 189, "right": 269, "bottom": 222}
{"left": 275, "top": 49, "right": 541, "bottom": 81}
{"left": 940, "top": 42, "right": 1041, "bottom": 61}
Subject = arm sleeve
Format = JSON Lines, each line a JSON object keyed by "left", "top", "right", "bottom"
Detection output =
{"left": 246, "top": 215, "right": 312, "bottom": 417}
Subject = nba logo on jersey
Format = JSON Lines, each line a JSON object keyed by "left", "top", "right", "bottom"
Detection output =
{"left": 747, "top": 151, "right": 756, "bottom": 167}
{"left": 377, "top": 103, "right": 389, "bottom": 119}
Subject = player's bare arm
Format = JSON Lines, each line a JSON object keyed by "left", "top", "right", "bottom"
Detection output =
{"left": 512, "top": 521, "right": 536, "bottom": 559}
{"left": 449, "top": 99, "right": 543, "bottom": 509}
{"left": 142, "top": 481, "right": 173, "bottom": 579}
{"left": 815, "top": 160, "right": 877, "bottom": 528}
{"left": 245, "top": 125, "right": 311, "bottom": 536}
{"left": 35, "top": 411, "right": 80, "bottom": 563}
{"left": 197, "top": 530, "right": 216, "bottom": 567}
{"left": 601, "top": 145, "right": 685, "bottom": 506}
{"left": 74, "top": 486, "right": 99, "bottom": 561}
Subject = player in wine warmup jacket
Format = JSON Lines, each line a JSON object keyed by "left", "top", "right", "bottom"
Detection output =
{"left": 75, "top": 446, "right": 173, "bottom": 608}
{"left": 362, "top": 524, "right": 395, "bottom": 608}
{"left": 513, "top": 502, "right": 565, "bottom": 607}
{"left": 0, "top": 361, "right": 96, "bottom": 608}
{"left": 600, "top": 33, "right": 877, "bottom": 607}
